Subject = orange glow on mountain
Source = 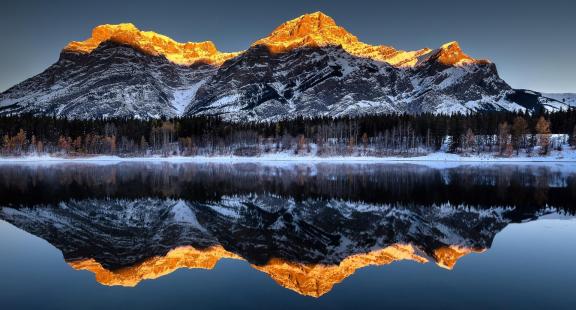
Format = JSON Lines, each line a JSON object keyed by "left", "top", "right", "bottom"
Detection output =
{"left": 63, "top": 23, "right": 240, "bottom": 66}
{"left": 253, "top": 12, "right": 433, "bottom": 67}
{"left": 68, "top": 243, "right": 486, "bottom": 297}
{"left": 63, "top": 13, "right": 486, "bottom": 68}
{"left": 436, "top": 41, "right": 475, "bottom": 66}
{"left": 421, "top": 41, "right": 490, "bottom": 67}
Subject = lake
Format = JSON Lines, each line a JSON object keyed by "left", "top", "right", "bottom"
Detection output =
{"left": 0, "top": 162, "right": 575, "bottom": 309}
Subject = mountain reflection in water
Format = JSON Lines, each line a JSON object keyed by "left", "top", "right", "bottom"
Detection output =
{"left": 0, "top": 162, "right": 574, "bottom": 297}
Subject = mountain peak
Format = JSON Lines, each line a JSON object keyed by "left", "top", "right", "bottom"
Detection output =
{"left": 63, "top": 23, "right": 240, "bottom": 66}
{"left": 62, "top": 18, "right": 478, "bottom": 69}
{"left": 431, "top": 41, "right": 488, "bottom": 66}
{"left": 298, "top": 11, "right": 338, "bottom": 25}
{"left": 440, "top": 41, "right": 461, "bottom": 50}
{"left": 254, "top": 12, "right": 432, "bottom": 67}
{"left": 253, "top": 11, "right": 359, "bottom": 53}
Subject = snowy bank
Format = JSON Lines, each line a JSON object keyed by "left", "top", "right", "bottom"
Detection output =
{"left": 1, "top": 148, "right": 576, "bottom": 165}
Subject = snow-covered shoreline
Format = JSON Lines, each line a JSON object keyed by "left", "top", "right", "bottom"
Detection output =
{"left": 1, "top": 150, "right": 576, "bottom": 164}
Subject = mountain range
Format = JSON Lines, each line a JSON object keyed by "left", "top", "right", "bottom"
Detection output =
{"left": 0, "top": 12, "right": 574, "bottom": 121}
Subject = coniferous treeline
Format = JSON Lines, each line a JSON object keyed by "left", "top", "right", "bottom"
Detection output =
{"left": 1, "top": 110, "right": 575, "bottom": 157}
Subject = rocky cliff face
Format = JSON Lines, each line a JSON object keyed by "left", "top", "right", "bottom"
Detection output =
{"left": 1, "top": 12, "right": 573, "bottom": 120}
{"left": 0, "top": 41, "right": 216, "bottom": 118}
{"left": 187, "top": 41, "right": 517, "bottom": 121}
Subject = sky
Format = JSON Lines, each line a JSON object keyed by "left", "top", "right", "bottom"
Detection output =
{"left": 1, "top": 0, "right": 575, "bottom": 93}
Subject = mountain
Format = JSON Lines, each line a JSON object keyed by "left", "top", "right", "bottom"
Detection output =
{"left": 0, "top": 12, "right": 574, "bottom": 120}
{"left": 0, "top": 24, "right": 231, "bottom": 119}
{"left": 542, "top": 93, "right": 576, "bottom": 106}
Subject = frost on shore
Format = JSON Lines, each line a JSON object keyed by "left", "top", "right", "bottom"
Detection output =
{"left": 1, "top": 148, "right": 576, "bottom": 164}
{"left": 2, "top": 134, "right": 575, "bottom": 164}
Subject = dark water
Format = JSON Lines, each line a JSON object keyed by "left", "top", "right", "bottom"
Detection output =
{"left": 0, "top": 162, "right": 575, "bottom": 310}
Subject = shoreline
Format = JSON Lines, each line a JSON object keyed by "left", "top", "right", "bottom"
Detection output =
{"left": 1, "top": 153, "right": 575, "bottom": 164}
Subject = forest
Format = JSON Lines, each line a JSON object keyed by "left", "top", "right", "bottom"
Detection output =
{"left": 1, "top": 110, "right": 575, "bottom": 157}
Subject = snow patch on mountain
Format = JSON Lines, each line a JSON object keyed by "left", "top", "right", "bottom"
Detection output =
{"left": 541, "top": 93, "right": 576, "bottom": 108}
{"left": 171, "top": 80, "right": 206, "bottom": 116}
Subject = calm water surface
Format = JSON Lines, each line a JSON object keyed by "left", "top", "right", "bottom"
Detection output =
{"left": 0, "top": 162, "right": 575, "bottom": 310}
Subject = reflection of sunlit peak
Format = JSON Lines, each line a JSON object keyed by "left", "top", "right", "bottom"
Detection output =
{"left": 252, "top": 244, "right": 428, "bottom": 297}
{"left": 69, "top": 244, "right": 429, "bottom": 297}
{"left": 68, "top": 246, "right": 241, "bottom": 287}
{"left": 67, "top": 243, "right": 487, "bottom": 297}
{"left": 63, "top": 23, "right": 241, "bottom": 66}
{"left": 432, "top": 245, "right": 485, "bottom": 270}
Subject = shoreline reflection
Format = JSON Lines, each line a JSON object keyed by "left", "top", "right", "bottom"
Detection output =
{"left": 0, "top": 163, "right": 574, "bottom": 297}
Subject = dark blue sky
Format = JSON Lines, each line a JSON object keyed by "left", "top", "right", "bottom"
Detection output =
{"left": 1, "top": 0, "right": 575, "bottom": 93}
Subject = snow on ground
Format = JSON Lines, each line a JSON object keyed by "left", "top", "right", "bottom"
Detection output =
{"left": 1, "top": 148, "right": 576, "bottom": 165}
{"left": 2, "top": 136, "right": 576, "bottom": 167}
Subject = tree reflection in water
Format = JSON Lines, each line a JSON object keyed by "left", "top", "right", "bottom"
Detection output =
{"left": 0, "top": 162, "right": 574, "bottom": 296}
